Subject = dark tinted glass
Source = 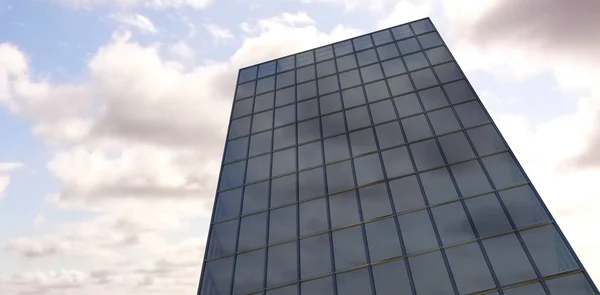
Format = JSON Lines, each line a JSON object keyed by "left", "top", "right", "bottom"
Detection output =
{"left": 245, "top": 154, "right": 271, "bottom": 182}
{"left": 277, "top": 56, "right": 295, "bottom": 72}
{"left": 249, "top": 131, "right": 272, "bottom": 156}
{"left": 298, "top": 80, "right": 317, "bottom": 101}
{"left": 409, "top": 250, "right": 454, "bottom": 295}
{"left": 359, "top": 183, "right": 391, "bottom": 220}
{"left": 418, "top": 86, "right": 448, "bottom": 110}
{"left": 410, "top": 68, "right": 438, "bottom": 90}
{"left": 333, "top": 225, "right": 367, "bottom": 270}
{"left": 387, "top": 74, "right": 414, "bottom": 96}
{"left": 445, "top": 242, "right": 496, "bottom": 294}
{"left": 255, "top": 92, "right": 274, "bottom": 112}
{"left": 277, "top": 70, "right": 295, "bottom": 89}
{"left": 345, "top": 106, "right": 371, "bottom": 131}
{"left": 272, "top": 147, "right": 297, "bottom": 177}
{"left": 242, "top": 180, "right": 269, "bottom": 214}
{"left": 296, "top": 50, "right": 314, "bottom": 67}
{"left": 354, "top": 153, "right": 384, "bottom": 186}
{"left": 389, "top": 175, "right": 425, "bottom": 212}
{"left": 324, "top": 134, "right": 350, "bottom": 163}
{"left": 298, "top": 141, "right": 323, "bottom": 170}
{"left": 546, "top": 273, "right": 596, "bottom": 295}
{"left": 302, "top": 276, "right": 334, "bottom": 295}
{"left": 419, "top": 167, "right": 458, "bottom": 205}
{"left": 431, "top": 202, "right": 475, "bottom": 245}
{"left": 326, "top": 160, "right": 355, "bottom": 194}
{"left": 252, "top": 110, "right": 273, "bottom": 133}
{"left": 381, "top": 146, "right": 414, "bottom": 178}
{"left": 220, "top": 161, "right": 246, "bottom": 190}
{"left": 398, "top": 210, "right": 438, "bottom": 254}
{"left": 275, "top": 86, "right": 295, "bottom": 106}
{"left": 237, "top": 212, "right": 267, "bottom": 251}
{"left": 403, "top": 52, "right": 429, "bottom": 71}
{"left": 336, "top": 54, "right": 357, "bottom": 72}
{"left": 207, "top": 219, "right": 238, "bottom": 258}
{"left": 329, "top": 190, "right": 360, "bottom": 229}
{"left": 239, "top": 66, "right": 257, "bottom": 83}
{"left": 318, "top": 75, "right": 339, "bottom": 95}
{"left": 450, "top": 160, "right": 493, "bottom": 197}
{"left": 372, "top": 30, "right": 394, "bottom": 46}
{"left": 349, "top": 128, "right": 377, "bottom": 156}
{"left": 481, "top": 152, "right": 526, "bottom": 189}
{"left": 410, "top": 139, "right": 444, "bottom": 171}
{"left": 334, "top": 40, "right": 354, "bottom": 57}
{"left": 365, "top": 217, "right": 402, "bottom": 261}
{"left": 370, "top": 99, "right": 396, "bottom": 124}
{"left": 201, "top": 257, "right": 234, "bottom": 295}
{"left": 438, "top": 131, "right": 474, "bottom": 163}
{"left": 225, "top": 137, "right": 248, "bottom": 163}
{"left": 411, "top": 19, "right": 435, "bottom": 34}
{"left": 267, "top": 284, "right": 298, "bottom": 295}
{"left": 483, "top": 233, "right": 537, "bottom": 285}
{"left": 233, "top": 248, "right": 265, "bottom": 294}
{"left": 503, "top": 283, "right": 546, "bottom": 295}
{"left": 428, "top": 107, "right": 461, "bottom": 135}
{"left": 397, "top": 37, "right": 420, "bottom": 54}
{"left": 256, "top": 76, "right": 275, "bottom": 94}
{"left": 297, "top": 65, "right": 315, "bottom": 84}
{"left": 360, "top": 64, "right": 384, "bottom": 83}
{"left": 394, "top": 92, "right": 422, "bottom": 118}
{"left": 229, "top": 116, "right": 251, "bottom": 139}
{"left": 273, "top": 125, "right": 295, "bottom": 149}
{"left": 372, "top": 260, "right": 412, "bottom": 295}
{"left": 300, "top": 234, "right": 331, "bottom": 279}
{"left": 258, "top": 62, "right": 276, "bottom": 78}
{"left": 520, "top": 224, "right": 578, "bottom": 276}
{"left": 353, "top": 35, "right": 374, "bottom": 51}
{"left": 214, "top": 188, "right": 242, "bottom": 221}
{"left": 391, "top": 24, "right": 413, "bottom": 40}
{"left": 356, "top": 49, "right": 378, "bottom": 66}
{"left": 465, "top": 193, "right": 512, "bottom": 237}
{"left": 381, "top": 58, "right": 406, "bottom": 77}
{"left": 342, "top": 86, "right": 366, "bottom": 108}
{"left": 297, "top": 98, "right": 319, "bottom": 121}
{"left": 320, "top": 92, "right": 343, "bottom": 114}
{"left": 317, "top": 59, "right": 336, "bottom": 77}
{"left": 467, "top": 124, "right": 507, "bottom": 156}
{"left": 443, "top": 79, "right": 475, "bottom": 104}
{"left": 298, "top": 118, "right": 321, "bottom": 144}
{"left": 316, "top": 45, "right": 334, "bottom": 62}
{"left": 300, "top": 197, "right": 329, "bottom": 236}
{"left": 375, "top": 121, "right": 404, "bottom": 149}
{"left": 434, "top": 62, "right": 463, "bottom": 83}
{"left": 500, "top": 185, "right": 550, "bottom": 228}
{"left": 401, "top": 114, "right": 432, "bottom": 142}
{"left": 299, "top": 167, "right": 325, "bottom": 201}
{"left": 270, "top": 174, "right": 296, "bottom": 208}
{"left": 425, "top": 46, "right": 452, "bottom": 65}
{"left": 267, "top": 242, "right": 298, "bottom": 286}
{"left": 454, "top": 100, "right": 489, "bottom": 128}
{"left": 376, "top": 43, "right": 399, "bottom": 60}
{"left": 364, "top": 80, "right": 390, "bottom": 102}
{"left": 336, "top": 267, "right": 373, "bottom": 295}
{"left": 269, "top": 204, "right": 297, "bottom": 243}
{"left": 418, "top": 32, "right": 443, "bottom": 49}
{"left": 321, "top": 112, "right": 346, "bottom": 138}
{"left": 339, "top": 69, "right": 362, "bottom": 89}
{"left": 236, "top": 81, "right": 255, "bottom": 99}
{"left": 232, "top": 98, "right": 253, "bottom": 118}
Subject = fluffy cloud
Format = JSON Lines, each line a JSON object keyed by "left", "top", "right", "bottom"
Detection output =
{"left": 110, "top": 13, "right": 157, "bottom": 35}
{"left": 58, "top": 0, "right": 213, "bottom": 10}
{"left": 204, "top": 23, "right": 234, "bottom": 40}
{"left": 0, "top": 162, "right": 23, "bottom": 199}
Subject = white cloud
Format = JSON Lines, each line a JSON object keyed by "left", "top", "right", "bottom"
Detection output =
{"left": 0, "top": 162, "right": 23, "bottom": 199}
{"left": 34, "top": 214, "right": 46, "bottom": 228}
{"left": 167, "top": 40, "right": 195, "bottom": 63}
{"left": 110, "top": 13, "right": 157, "bottom": 35}
{"left": 204, "top": 23, "right": 234, "bottom": 40}
{"left": 377, "top": 0, "right": 432, "bottom": 29}
{"left": 58, "top": 0, "right": 213, "bottom": 10}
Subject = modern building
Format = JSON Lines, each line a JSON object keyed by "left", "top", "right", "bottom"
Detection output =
{"left": 197, "top": 17, "right": 599, "bottom": 295}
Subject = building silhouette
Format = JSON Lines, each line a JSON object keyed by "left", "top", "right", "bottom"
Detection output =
{"left": 197, "top": 17, "right": 599, "bottom": 295}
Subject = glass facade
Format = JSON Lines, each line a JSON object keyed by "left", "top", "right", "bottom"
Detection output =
{"left": 198, "top": 18, "right": 599, "bottom": 295}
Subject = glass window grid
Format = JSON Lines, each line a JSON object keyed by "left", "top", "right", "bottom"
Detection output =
{"left": 202, "top": 18, "right": 597, "bottom": 295}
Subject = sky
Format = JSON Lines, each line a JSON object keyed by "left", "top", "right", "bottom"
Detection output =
{"left": 0, "top": 0, "right": 599, "bottom": 294}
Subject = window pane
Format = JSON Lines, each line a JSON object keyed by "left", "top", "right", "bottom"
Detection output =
{"left": 239, "top": 66, "right": 258, "bottom": 83}
{"left": 298, "top": 80, "right": 317, "bottom": 101}
{"left": 445, "top": 242, "right": 496, "bottom": 294}
{"left": 337, "top": 267, "right": 373, "bottom": 295}
{"left": 272, "top": 147, "right": 296, "bottom": 177}
{"left": 276, "top": 86, "right": 295, "bottom": 106}
{"left": 391, "top": 24, "right": 413, "bottom": 40}
{"left": 357, "top": 49, "right": 378, "bottom": 66}
{"left": 320, "top": 92, "right": 343, "bottom": 114}
{"left": 377, "top": 43, "right": 399, "bottom": 61}
{"left": 267, "top": 285, "right": 298, "bottom": 295}
{"left": 299, "top": 141, "right": 323, "bottom": 170}
{"left": 411, "top": 68, "right": 438, "bottom": 90}
{"left": 346, "top": 106, "right": 371, "bottom": 131}
{"left": 372, "top": 260, "right": 412, "bottom": 295}
{"left": 411, "top": 19, "right": 435, "bottom": 34}
{"left": 443, "top": 79, "right": 475, "bottom": 104}
{"left": 297, "top": 98, "right": 318, "bottom": 121}
{"left": 465, "top": 193, "right": 512, "bottom": 237}
{"left": 229, "top": 116, "right": 251, "bottom": 139}
{"left": 339, "top": 70, "right": 362, "bottom": 89}
{"left": 225, "top": 137, "right": 248, "bottom": 163}
{"left": 425, "top": 46, "right": 452, "bottom": 65}
{"left": 277, "top": 56, "right": 295, "bottom": 72}
{"left": 342, "top": 86, "right": 366, "bottom": 108}
{"left": 420, "top": 167, "right": 458, "bottom": 205}
{"left": 297, "top": 50, "right": 314, "bottom": 67}
{"left": 269, "top": 204, "right": 297, "bottom": 244}
{"left": 364, "top": 80, "right": 390, "bottom": 102}
{"left": 382, "top": 146, "right": 414, "bottom": 178}
{"left": 329, "top": 190, "right": 361, "bottom": 229}
{"left": 372, "top": 30, "right": 394, "bottom": 46}
{"left": 318, "top": 75, "right": 339, "bottom": 95}
{"left": 401, "top": 114, "right": 432, "bottom": 142}
{"left": 249, "top": 130, "right": 272, "bottom": 156}
{"left": 220, "top": 161, "right": 246, "bottom": 190}
{"left": 207, "top": 219, "right": 238, "bottom": 259}
{"left": 233, "top": 248, "right": 265, "bottom": 294}
{"left": 324, "top": 134, "right": 350, "bottom": 164}
{"left": 434, "top": 62, "right": 462, "bottom": 83}
{"left": 503, "top": 283, "right": 546, "bottom": 295}
{"left": 404, "top": 52, "right": 429, "bottom": 71}
{"left": 381, "top": 58, "right": 406, "bottom": 77}
{"left": 302, "top": 276, "right": 334, "bottom": 295}
{"left": 300, "top": 197, "right": 329, "bottom": 236}
{"left": 467, "top": 124, "right": 507, "bottom": 156}
{"left": 360, "top": 64, "right": 384, "bottom": 83}
{"left": 398, "top": 210, "right": 438, "bottom": 254}
{"left": 387, "top": 74, "right": 414, "bottom": 96}
{"left": 215, "top": 188, "right": 242, "bottom": 221}
{"left": 428, "top": 107, "right": 461, "bottom": 135}
{"left": 276, "top": 70, "right": 295, "bottom": 89}
{"left": 481, "top": 152, "right": 526, "bottom": 189}
{"left": 359, "top": 183, "right": 391, "bottom": 220}
{"left": 520, "top": 224, "right": 578, "bottom": 276}
{"left": 409, "top": 250, "right": 454, "bottom": 295}
{"left": 333, "top": 225, "right": 367, "bottom": 270}
{"left": 317, "top": 59, "right": 337, "bottom": 77}
{"left": 500, "top": 185, "right": 549, "bottom": 228}
{"left": 432, "top": 202, "right": 475, "bottom": 245}
{"left": 201, "top": 257, "right": 234, "bottom": 295}
{"left": 365, "top": 217, "right": 402, "bottom": 261}
{"left": 375, "top": 121, "right": 405, "bottom": 149}
{"left": 299, "top": 167, "right": 325, "bottom": 201}
{"left": 349, "top": 128, "right": 377, "bottom": 156}
{"left": 353, "top": 35, "right": 374, "bottom": 51}
{"left": 242, "top": 180, "right": 269, "bottom": 215}
{"left": 438, "top": 131, "right": 475, "bottom": 164}
{"left": 454, "top": 100, "right": 489, "bottom": 128}
{"left": 418, "top": 32, "right": 443, "bottom": 49}
{"left": 252, "top": 110, "right": 273, "bottom": 133}
{"left": 394, "top": 92, "right": 422, "bottom": 118}
{"left": 297, "top": 65, "right": 315, "bottom": 83}
{"left": 410, "top": 139, "right": 444, "bottom": 171}
{"left": 236, "top": 81, "right": 255, "bottom": 99}
{"left": 397, "top": 37, "right": 420, "bottom": 54}
{"left": 450, "top": 160, "right": 493, "bottom": 197}
{"left": 321, "top": 112, "right": 346, "bottom": 138}
{"left": 300, "top": 234, "right": 332, "bottom": 279}
{"left": 273, "top": 125, "right": 295, "bottom": 150}
{"left": 316, "top": 45, "right": 334, "bottom": 62}
{"left": 270, "top": 174, "right": 296, "bottom": 208}
{"left": 257, "top": 76, "right": 275, "bottom": 94}
{"left": 336, "top": 54, "right": 357, "bottom": 72}
{"left": 418, "top": 86, "right": 448, "bottom": 111}
{"left": 389, "top": 175, "right": 425, "bottom": 212}
{"left": 233, "top": 98, "right": 253, "bottom": 118}
{"left": 238, "top": 212, "right": 267, "bottom": 251}
{"left": 326, "top": 160, "right": 355, "bottom": 194}
{"left": 298, "top": 118, "right": 321, "bottom": 144}
{"left": 354, "top": 153, "right": 384, "bottom": 186}
{"left": 255, "top": 92, "right": 275, "bottom": 112}
{"left": 545, "top": 273, "right": 596, "bottom": 295}
{"left": 483, "top": 233, "right": 537, "bottom": 285}
{"left": 370, "top": 99, "right": 396, "bottom": 124}
{"left": 334, "top": 40, "right": 354, "bottom": 57}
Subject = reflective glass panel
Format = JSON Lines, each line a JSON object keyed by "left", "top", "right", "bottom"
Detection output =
{"left": 419, "top": 167, "right": 458, "bottom": 205}
{"left": 333, "top": 225, "right": 367, "bottom": 270}
{"left": 398, "top": 210, "right": 438, "bottom": 254}
{"left": 299, "top": 167, "right": 325, "bottom": 201}
{"left": 300, "top": 197, "right": 329, "bottom": 237}
{"left": 365, "top": 217, "right": 402, "bottom": 261}
{"left": 269, "top": 204, "right": 297, "bottom": 244}
{"left": 300, "top": 233, "right": 331, "bottom": 279}
{"left": 372, "top": 260, "right": 412, "bottom": 295}
{"left": 329, "top": 190, "right": 361, "bottom": 229}
{"left": 233, "top": 248, "right": 265, "bottom": 294}
{"left": 483, "top": 233, "right": 537, "bottom": 285}
{"left": 394, "top": 93, "right": 422, "bottom": 118}
{"left": 242, "top": 180, "right": 269, "bottom": 215}
{"left": 410, "top": 139, "right": 445, "bottom": 171}
{"left": 270, "top": 174, "right": 297, "bottom": 208}
{"left": 354, "top": 153, "right": 384, "bottom": 186}
{"left": 375, "top": 121, "right": 405, "bottom": 149}
{"left": 381, "top": 146, "right": 414, "bottom": 178}
{"left": 465, "top": 193, "right": 512, "bottom": 237}
{"left": 445, "top": 242, "right": 496, "bottom": 294}
{"left": 409, "top": 250, "right": 454, "bottom": 295}
{"left": 238, "top": 212, "right": 267, "bottom": 252}
{"left": 326, "top": 160, "right": 355, "bottom": 194}
{"left": 431, "top": 202, "right": 475, "bottom": 245}
{"left": 336, "top": 267, "right": 373, "bottom": 295}
{"left": 520, "top": 224, "right": 578, "bottom": 276}
{"left": 389, "top": 175, "right": 425, "bottom": 212}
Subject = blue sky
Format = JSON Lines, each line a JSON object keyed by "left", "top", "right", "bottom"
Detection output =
{"left": 0, "top": 0, "right": 599, "bottom": 294}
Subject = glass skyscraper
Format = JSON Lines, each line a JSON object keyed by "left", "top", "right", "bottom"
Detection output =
{"left": 197, "top": 17, "right": 599, "bottom": 295}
